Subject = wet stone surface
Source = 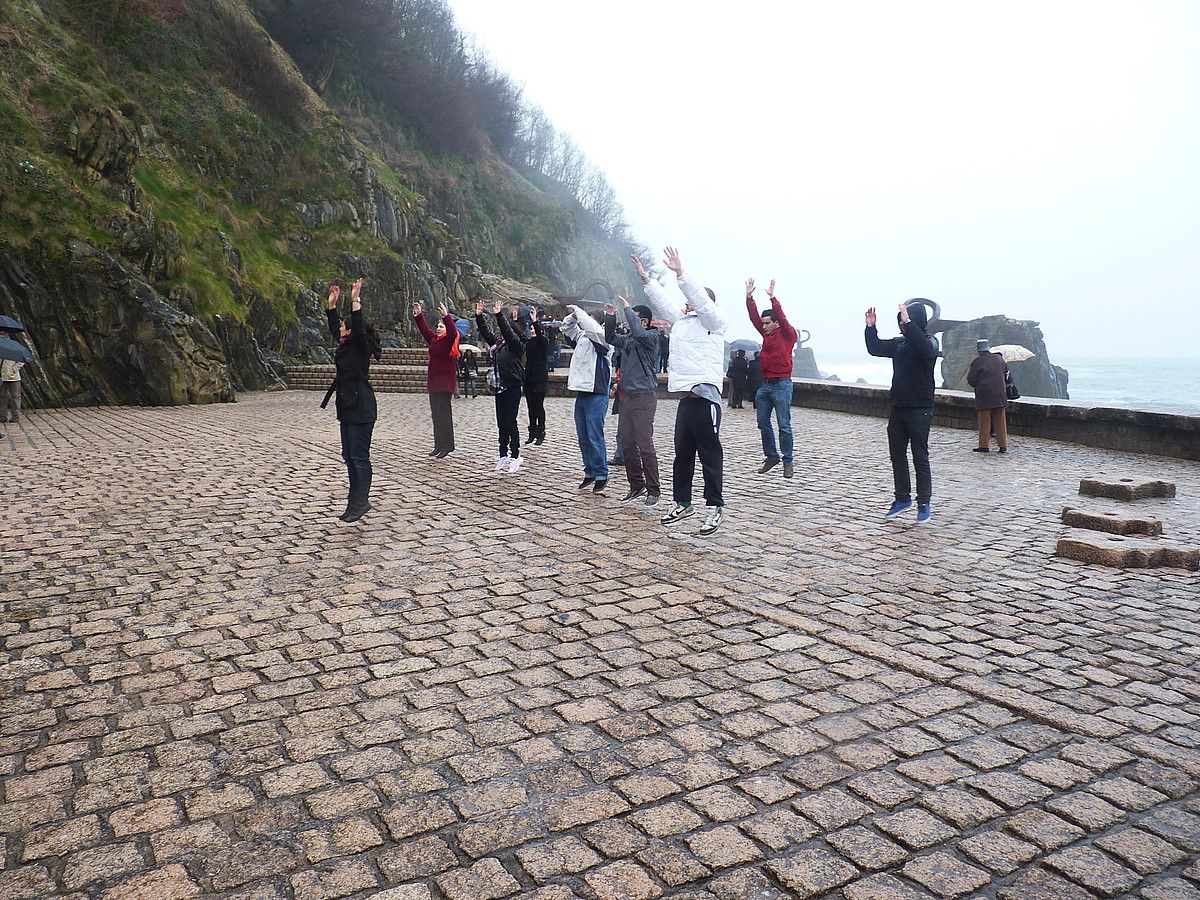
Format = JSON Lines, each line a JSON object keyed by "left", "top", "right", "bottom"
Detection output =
{"left": 1, "top": 392, "right": 1198, "bottom": 898}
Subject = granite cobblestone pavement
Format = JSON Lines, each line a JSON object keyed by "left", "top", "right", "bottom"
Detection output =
{"left": 2, "top": 391, "right": 1198, "bottom": 899}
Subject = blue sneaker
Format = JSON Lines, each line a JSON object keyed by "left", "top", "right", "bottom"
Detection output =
{"left": 885, "top": 500, "right": 914, "bottom": 519}
{"left": 916, "top": 503, "right": 932, "bottom": 524}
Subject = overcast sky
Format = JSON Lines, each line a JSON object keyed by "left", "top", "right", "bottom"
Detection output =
{"left": 447, "top": 0, "right": 1199, "bottom": 362}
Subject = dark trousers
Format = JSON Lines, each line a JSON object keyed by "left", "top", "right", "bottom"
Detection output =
{"left": 525, "top": 391, "right": 546, "bottom": 438}
{"left": 339, "top": 421, "right": 375, "bottom": 501}
{"left": 495, "top": 386, "right": 523, "bottom": 458}
{"left": 730, "top": 379, "right": 746, "bottom": 407}
{"left": 887, "top": 406, "right": 933, "bottom": 503}
{"left": 673, "top": 395, "right": 723, "bottom": 507}
{"left": 621, "top": 392, "right": 660, "bottom": 495}
{"left": 429, "top": 392, "right": 454, "bottom": 452}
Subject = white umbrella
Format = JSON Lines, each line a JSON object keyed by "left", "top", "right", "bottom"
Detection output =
{"left": 990, "top": 344, "right": 1035, "bottom": 363}
{"left": 457, "top": 344, "right": 483, "bottom": 354}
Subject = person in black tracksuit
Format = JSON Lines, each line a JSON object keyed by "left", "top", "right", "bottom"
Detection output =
{"left": 523, "top": 309, "right": 550, "bottom": 445}
{"left": 323, "top": 278, "right": 380, "bottom": 523}
{"left": 865, "top": 299, "right": 940, "bottom": 523}
{"left": 476, "top": 299, "right": 527, "bottom": 473}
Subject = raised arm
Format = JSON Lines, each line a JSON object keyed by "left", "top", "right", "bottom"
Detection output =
{"left": 326, "top": 283, "right": 342, "bottom": 341}
{"left": 412, "top": 302, "right": 435, "bottom": 344}
{"left": 678, "top": 271, "right": 727, "bottom": 333}
{"left": 898, "top": 303, "right": 938, "bottom": 361}
{"left": 745, "top": 278, "right": 764, "bottom": 335}
{"left": 495, "top": 307, "right": 525, "bottom": 354}
{"left": 769, "top": 281, "right": 798, "bottom": 343}
{"left": 621, "top": 298, "right": 658, "bottom": 352}
{"left": 863, "top": 306, "right": 896, "bottom": 358}
{"left": 475, "top": 299, "right": 498, "bottom": 346}
{"left": 633, "top": 253, "right": 679, "bottom": 326}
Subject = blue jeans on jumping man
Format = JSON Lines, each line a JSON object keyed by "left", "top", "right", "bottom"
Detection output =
{"left": 574, "top": 392, "right": 609, "bottom": 480}
{"left": 755, "top": 378, "right": 794, "bottom": 464}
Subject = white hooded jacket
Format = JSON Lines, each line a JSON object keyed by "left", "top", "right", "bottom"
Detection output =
{"left": 562, "top": 308, "right": 612, "bottom": 394}
{"left": 642, "top": 271, "right": 728, "bottom": 394}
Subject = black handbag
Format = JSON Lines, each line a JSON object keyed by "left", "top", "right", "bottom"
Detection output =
{"left": 1005, "top": 372, "right": 1021, "bottom": 400}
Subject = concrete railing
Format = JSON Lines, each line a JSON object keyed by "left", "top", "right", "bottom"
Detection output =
{"left": 788, "top": 378, "right": 1200, "bottom": 462}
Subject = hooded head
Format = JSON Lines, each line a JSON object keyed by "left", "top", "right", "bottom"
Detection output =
{"left": 898, "top": 299, "right": 929, "bottom": 330}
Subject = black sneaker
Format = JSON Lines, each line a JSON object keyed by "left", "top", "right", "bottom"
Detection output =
{"left": 620, "top": 487, "right": 646, "bottom": 503}
{"left": 592, "top": 479, "right": 608, "bottom": 494}
{"left": 644, "top": 494, "right": 660, "bottom": 507}
{"left": 524, "top": 435, "right": 536, "bottom": 445}
{"left": 534, "top": 435, "right": 545, "bottom": 445}
{"left": 428, "top": 449, "right": 440, "bottom": 457}
{"left": 578, "top": 477, "right": 595, "bottom": 490}
{"left": 436, "top": 449, "right": 451, "bottom": 458}
{"left": 341, "top": 502, "right": 371, "bottom": 523}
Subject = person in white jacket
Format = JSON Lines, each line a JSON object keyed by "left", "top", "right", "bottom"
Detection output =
{"left": 562, "top": 305, "right": 612, "bottom": 493}
{"left": 634, "top": 247, "right": 729, "bottom": 535}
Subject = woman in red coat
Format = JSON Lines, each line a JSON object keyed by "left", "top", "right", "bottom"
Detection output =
{"left": 413, "top": 301, "right": 460, "bottom": 457}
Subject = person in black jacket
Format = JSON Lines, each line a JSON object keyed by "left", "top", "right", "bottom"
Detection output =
{"left": 523, "top": 307, "right": 550, "bottom": 445}
{"left": 476, "top": 299, "right": 527, "bottom": 474}
{"left": 727, "top": 349, "right": 749, "bottom": 408}
{"left": 745, "top": 351, "right": 763, "bottom": 406}
{"left": 865, "top": 300, "right": 940, "bottom": 524}
{"left": 324, "top": 278, "right": 381, "bottom": 523}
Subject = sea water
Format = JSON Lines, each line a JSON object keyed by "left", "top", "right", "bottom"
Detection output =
{"left": 815, "top": 355, "right": 1200, "bottom": 414}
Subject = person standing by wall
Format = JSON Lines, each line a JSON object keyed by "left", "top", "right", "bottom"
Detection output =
{"left": 864, "top": 301, "right": 940, "bottom": 524}
{"left": 1, "top": 352, "right": 24, "bottom": 426}
{"left": 562, "top": 305, "right": 612, "bottom": 494}
{"left": 635, "top": 247, "right": 729, "bottom": 535}
{"left": 727, "top": 349, "right": 748, "bottom": 409}
{"left": 324, "top": 278, "right": 380, "bottom": 523}
{"left": 605, "top": 297, "right": 662, "bottom": 505}
{"left": 746, "top": 278, "right": 799, "bottom": 477}
{"left": 412, "top": 301, "right": 459, "bottom": 458}
{"left": 745, "top": 351, "right": 763, "bottom": 407}
{"left": 524, "top": 308, "right": 551, "bottom": 445}
{"left": 476, "top": 299, "right": 527, "bottom": 474}
{"left": 967, "top": 339, "right": 1010, "bottom": 453}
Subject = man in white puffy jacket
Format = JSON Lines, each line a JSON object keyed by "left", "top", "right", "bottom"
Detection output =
{"left": 562, "top": 305, "right": 613, "bottom": 493}
{"left": 633, "top": 247, "right": 729, "bottom": 535}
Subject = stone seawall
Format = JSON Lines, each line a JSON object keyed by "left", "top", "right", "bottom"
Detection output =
{"left": 787, "top": 378, "right": 1200, "bottom": 462}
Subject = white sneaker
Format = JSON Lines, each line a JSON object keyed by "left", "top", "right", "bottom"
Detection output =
{"left": 508, "top": 456, "right": 523, "bottom": 475}
{"left": 495, "top": 455, "right": 511, "bottom": 472}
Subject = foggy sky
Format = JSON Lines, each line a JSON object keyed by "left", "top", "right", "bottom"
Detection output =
{"left": 446, "top": 1, "right": 1199, "bottom": 360}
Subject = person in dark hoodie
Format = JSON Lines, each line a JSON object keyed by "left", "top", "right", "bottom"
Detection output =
{"left": 476, "top": 299, "right": 527, "bottom": 474}
{"left": 523, "top": 307, "right": 551, "bottom": 445}
{"left": 324, "top": 278, "right": 381, "bottom": 523}
{"left": 865, "top": 300, "right": 939, "bottom": 524}
{"left": 727, "top": 349, "right": 748, "bottom": 409}
{"left": 605, "top": 296, "right": 662, "bottom": 505}
{"left": 745, "top": 351, "right": 763, "bottom": 405}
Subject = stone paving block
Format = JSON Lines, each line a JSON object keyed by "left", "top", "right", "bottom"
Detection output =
{"left": 793, "top": 788, "right": 872, "bottom": 829}
{"left": 1057, "top": 530, "right": 1200, "bottom": 570}
{"left": 1079, "top": 475, "right": 1175, "bottom": 501}
{"left": 1140, "top": 878, "right": 1200, "bottom": 900}
{"left": 826, "top": 825, "right": 909, "bottom": 870}
{"left": 99, "top": 864, "right": 201, "bottom": 900}
{"left": 843, "top": 873, "right": 938, "bottom": 900}
{"left": 1004, "top": 809, "right": 1087, "bottom": 850}
{"left": 636, "top": 842, "right": 711, "bottom": 886}
{"left": 435, "top": 858, "right": 521, "bottom": 900}
{"left": 707, "top": 868, "right": 788, "bottom": 900}
{"left": 1044, "top": 845, "right": 1140, "bottom": 896}
{"left": 516, "top": 837, "right": 602, "bottom": 882}
{"left": 917, "top": 787, "right": 1005, "bottom": 828}
{"left": 1138, "top": 807, "right": 1200, "bottom": 853}
{"left": 1062, "top": 506, "right": 1163, "bottom": 536}
{"left": 957, "top": 829, "right": 1039, "bottom": 875}
{"left": 684, "top": 825, "right": 763, "bottom": 868}
{"left": 901, "top": 851, "right": 991, "bottom": 898}
{"left": 996, "top": 867, "right": 1096, "bottom": 900}
{"left": 765, "top": 848, "right": 858, "bottom": 897}
{"left": 376, "top": 836, "right": 457, "bottom": 882}
{"left": 875, "top": 809, "right": 958, "bottom": 850}
{"left": 1094, "top": 827, "right": 1189, "bottom": 875}
{"left": 583, "top": 860, "right": 663, "bottom": 900}
{"left": 290, "top": 859, "right": 379, "bottom": 900}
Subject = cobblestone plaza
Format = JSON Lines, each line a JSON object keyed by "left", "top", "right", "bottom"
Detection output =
{"left": 2, "top": 392, "right": 1198, "bottom": 899}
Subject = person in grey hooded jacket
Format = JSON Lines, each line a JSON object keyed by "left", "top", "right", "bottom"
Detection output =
{"left": 604, "top": 296, "right": 662, "bottom": 505}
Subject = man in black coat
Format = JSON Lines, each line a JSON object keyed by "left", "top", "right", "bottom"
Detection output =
{"left": 865, "top": 300, "right": 939, "bottom": 524}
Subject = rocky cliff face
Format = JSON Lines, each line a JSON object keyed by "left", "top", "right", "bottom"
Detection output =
{"left": 940, "top": 315, "right": 1069, "bottom": 399}
{"left": 0, "top": 0, "right": 630, "bottom": 408}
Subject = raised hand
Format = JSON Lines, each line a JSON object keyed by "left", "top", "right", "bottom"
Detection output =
{"left": 475, "top": 300, "right": 485, "bottom": 315}
{"left": 865, "top": 307, "right": 877, "bottom": 327}
{"left": 350, "top": 278, "right": 363, "bottom": 302}
{"left": 327, "top": 284, "right": 341, "bottom": 309}
{"left": 618, "top": 295, "right": 630, "bottom": 309}
{"left": 411, "top": 301, "right": 422, "bottom": 317}
{"left": 530, "top": 307, "right": 539, "bottom": 322}
{"left": 630, "top": 254, "right": 650, "bottom": 284}
{"left": 604, "top": 303, "right": 616, "bottom": 316}
{"left": 511, "top": 305, "right": 520, "bottom": 320}
{"left": 493, "top": 299, "right": 502, "bottom": 315}
{"left": 768, "top": 279, "right": 776, "bottom": 299}
{"left": 438, "top": 302, "right": 449, "bottom": 318}
{"left": 662, "top": 246, "right": 684, "bottom": 276}
{"left": 897, "top": 302, "right": 910, "bottom": 324}
{"left": 745, "top": 278, "right": 755, "bottom": 297}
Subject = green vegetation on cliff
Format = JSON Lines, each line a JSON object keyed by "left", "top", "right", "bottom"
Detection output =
{"left": 0, "top": 0, "right": 636, "bottom": 406}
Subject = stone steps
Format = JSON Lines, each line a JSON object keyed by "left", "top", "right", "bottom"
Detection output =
{"left": 1056, "top": 476, "right": 1196, "bottom": 569}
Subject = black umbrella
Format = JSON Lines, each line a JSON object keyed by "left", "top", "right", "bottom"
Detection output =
{"left": 0, "top": 314, "right": 24, "bottom": 332}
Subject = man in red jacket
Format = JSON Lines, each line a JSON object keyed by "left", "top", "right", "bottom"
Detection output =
{"left": 746, "top": 278, "right": 799, "bottom": 478}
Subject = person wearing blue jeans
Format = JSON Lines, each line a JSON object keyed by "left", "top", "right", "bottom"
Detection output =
{"left": 746, "top": 278, "right": 799, "bottom": 477}
{"left": 563, "top": 304, "right": 612, "bottom": 493}
{"left": 755, "top": 377, "right": 794, "bottom": 467}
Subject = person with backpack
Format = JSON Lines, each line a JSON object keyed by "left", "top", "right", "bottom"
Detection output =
{"left": 412, "top": 301, "right": 459, "bottom": 458}
{"left": 865, "top": 300, "right": 940, "bottom": 524}
{"left": 324, "top": 278, "right": 381, "bottom": 523}
{"left": 523, "top": 308, "right": 551, "bottom": 445}
{"left": 476, "top": 299, "right": 527, "bottom": 474}
{"left": 634, "top": 247, "right": 730, "bottom": 536}
{"left": 562, "top": 305, "right": 612, "bottom": 494}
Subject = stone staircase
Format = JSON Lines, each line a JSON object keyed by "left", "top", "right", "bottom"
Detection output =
{"left": 283, "top": 346, "right": 579, "bottom": 395}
